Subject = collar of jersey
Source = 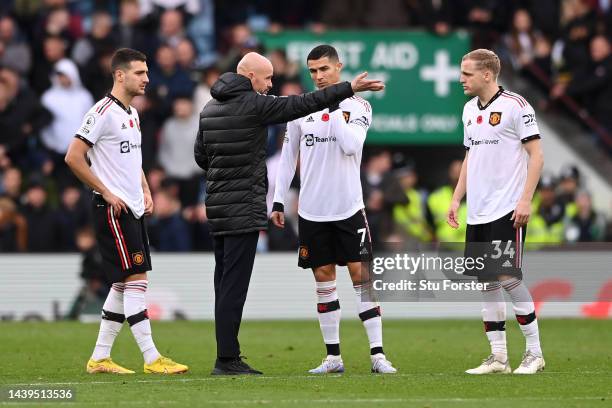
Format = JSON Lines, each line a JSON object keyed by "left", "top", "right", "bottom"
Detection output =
{"left": 477, "top": 86, "right": 504, "bottom": 111}
{"left": 105, "top": 93, "right": 132, "bottom": 114}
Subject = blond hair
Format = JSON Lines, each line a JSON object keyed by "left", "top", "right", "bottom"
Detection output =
{"left": 462, "top": 49, "right": 501, "bottom": 79}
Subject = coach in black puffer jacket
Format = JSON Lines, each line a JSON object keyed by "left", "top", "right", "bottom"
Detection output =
{"left": 193, "top": 52, "right": 384, "bottom": 375}
{"left": 194, "top": 66, "right": 353, "bottom": 236}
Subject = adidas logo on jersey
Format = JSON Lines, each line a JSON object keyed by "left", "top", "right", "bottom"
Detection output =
{"left": 121, "top": 123, "right": 127, "bottom": 130}
{"left": 502, "top": 260, "right": 513, "bottom": 268}
{"left": 305, "top": 116, "right": 314, "bottom": 122}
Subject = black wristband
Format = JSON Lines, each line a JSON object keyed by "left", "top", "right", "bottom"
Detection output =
{"left": 272, "top": 202, "right": 284, "bottom": 213}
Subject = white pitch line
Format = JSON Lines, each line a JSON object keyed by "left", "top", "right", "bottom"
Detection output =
{"left": 5, "top": 370, "right": 609, "bottom": 387}
{"left": 1, "top": 396, "right": 609, "bottom": 406}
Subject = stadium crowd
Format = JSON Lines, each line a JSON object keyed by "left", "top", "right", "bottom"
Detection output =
{"left": 0, "top": 0, "right": 611, "bottom": 259}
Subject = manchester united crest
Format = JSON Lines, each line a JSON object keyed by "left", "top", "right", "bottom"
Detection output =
{"left": 299, "top": 246, "right": 309, "bottom": 260}
{"left": 132, "top": 252, "right": 145, "bottom": 265}
{"left": 489, "top": 112, "right": 502, "bottom": 126}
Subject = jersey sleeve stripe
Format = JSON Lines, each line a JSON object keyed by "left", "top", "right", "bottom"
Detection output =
{"left": 501, "top": 93, "right": 525, "bottom": 108}
{"left": 521, "top": 134, "right": 541, "bottom": 143}
{"left": 506, "top": 91, "right": 527, "bottom": 106}
{"left": 100, "top": 100, "right": 113, "bottom": 115}
{"left": 96, "top": 98, "right": 112, "bottom": 113}
{"left": 75, "top": 134, "right": 94, "bottom": 147}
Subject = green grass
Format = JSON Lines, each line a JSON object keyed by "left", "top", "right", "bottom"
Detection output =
{"left": 0, "top": 319, "right": 611, "bottom": 407}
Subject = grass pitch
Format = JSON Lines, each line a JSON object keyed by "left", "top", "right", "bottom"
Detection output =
{"left": 1, "top": 319, "right": 611, "bottom": 407}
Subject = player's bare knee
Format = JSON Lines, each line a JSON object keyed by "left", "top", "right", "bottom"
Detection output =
{"left": 313, "top": 265, "right": 335, "bottom": 282}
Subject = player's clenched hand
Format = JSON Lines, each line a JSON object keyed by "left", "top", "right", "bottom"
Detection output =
{"left": 102, "top": 190, "right": 128, "bottom": 218}
{"left": 351, "top": 72, "right": 385, "bottom": 92}
{"left": 144, "top": 192, "right": 154, "bottom": 216}
{"left": 446, "top": 200, "right": 460, "bottom": 229}
{"left": 270, "top": 211, "right": 285, "bottom": 228}
{"left": 511, "top": 200, "right": 531, "bottom": 229}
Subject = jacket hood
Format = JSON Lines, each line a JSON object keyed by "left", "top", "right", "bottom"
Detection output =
{"left": 51, "top": 58, "right": 83, "bottom": 89}
{"left": 210, "top": 72, "right": 253, "bottom": 101}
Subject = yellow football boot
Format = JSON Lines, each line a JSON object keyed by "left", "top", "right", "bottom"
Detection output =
{"left": 143, "top": 356, "right": 189, "bottom": 374}
{"left": 86, "top": 358, "right": 135, "bottom": 374}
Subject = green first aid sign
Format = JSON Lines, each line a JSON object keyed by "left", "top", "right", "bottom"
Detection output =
{"left": 258, "top": 30, "right": 471, "bottom": 145}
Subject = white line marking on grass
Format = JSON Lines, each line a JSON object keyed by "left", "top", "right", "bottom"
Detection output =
{"left": 1, "top": 397, "right": 608, "bottom": 406}
{"left": 6, "top": 370, "right": 608, "bottom": 387}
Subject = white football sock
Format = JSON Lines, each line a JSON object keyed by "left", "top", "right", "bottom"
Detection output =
{"left": 316, "top": 281, "right": 341, "bottom": 353}
{"left": 481, "top": 281, "right": 507, "bottom": 361}
{"left": 502, "top": 278, "right": 542, "bottom": 357}
{"left": 124, "top": 280, "right": 160, "bottom": 364}
{"left": 354, "top": 282, "right": 383, "bottom": 351}
{"left": 92, "top": 283, "right": 126, "bottom": 361}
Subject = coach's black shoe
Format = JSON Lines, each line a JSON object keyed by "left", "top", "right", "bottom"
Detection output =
{"left": 211, "top": 356, "right": 263, "bottom": 375}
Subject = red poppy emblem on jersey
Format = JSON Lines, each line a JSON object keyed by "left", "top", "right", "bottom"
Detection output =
{"left": 476, "top": 115, "right": 483, "bottom": 124}
{"left": 322, "top": 113, "right": 329, "bottom": 122}
{"left": 129, "top": 119, "right": 134, "bottom": 128}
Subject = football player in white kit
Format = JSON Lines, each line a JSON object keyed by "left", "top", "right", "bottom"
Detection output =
{"left": 271, "top": 45, "right": 396, "bottom": 374}
{"left": 448, "top": 49, "right": 545, "bottom": 375}
{"left": 66, "top": 48, "right": 187, "bottom": 375}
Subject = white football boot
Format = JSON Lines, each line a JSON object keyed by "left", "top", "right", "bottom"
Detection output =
{"left": 308, "top": 355, "right": 344, "bottom": 374}
{"left": 371, "top": 353, "right": 397, "bottom": 374}
{"left": 465, "top": 354, "right": 511, "bottom": 374}
{"left": 513, "top": 351, "right": 545, "bottom": 374}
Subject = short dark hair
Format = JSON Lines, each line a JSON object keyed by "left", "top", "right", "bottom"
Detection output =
{"left": 111, "top": 48, "right": 147, "bottom": 76}
{"left": 307, "top": 45, "right": 339, "bottom": 62}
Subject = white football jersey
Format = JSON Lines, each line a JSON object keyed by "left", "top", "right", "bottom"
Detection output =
{"left": 273, "top": 95, "right": 371, "bottom": 222}
{"left": 462, "top": 87, "right": 541, "bottom": 225}
{"left": 75, "top": 94, "right": 145, "bottom": 218}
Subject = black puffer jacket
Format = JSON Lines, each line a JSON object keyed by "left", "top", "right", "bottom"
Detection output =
{"left": 194, "top": 72, "right": 354, "bottom": 236}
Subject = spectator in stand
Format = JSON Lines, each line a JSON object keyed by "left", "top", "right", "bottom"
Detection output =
{"left": 0, "top": 15, "right": 32, "bottom": 75}
{"left": 564, "top": 190, "right": 607, "bottom": 242}
{"left": 32, "top": 3, "right": 81, "bottom": 46}
{"left": 551, "top": 35, "right": 612, "bottom": 134}
{"left": 183, "top": 204, "right": 213, "bottom": 251}
{"left": 146, "top": 165, "right": 167, "bottom": 196}
{"left": 40, "top": 58, "right": 93, "bottom": 186}
{"left": 459, "top": 0, "right": 513, "bottom": 49}
{"left": 362, "top": 150, "right": 407, "bottom": 244}
{"left": 193, "top": 66, "right": 219, "bottom": 113}
{"left": 216, "top": 23, "right": 262, "bottom": 73}
{"left": 0, "top": 196, "right": 27, "bottom": 252}
{"left": 65, "top": 226, "right": 109, "bottom": 319}
{"left": 555, "top": 0, "right": 597, "bottom": 78}
{"left": 139, "top": 0, "right": 201, "bottom": 18}
{"left": 81, "top": 47, "right": 114, "bottom": 100}
{"left": 71, "top": 10, "right": 117, "bottom": 68}
{"left": 56, "top": 183, "right": 90, "bottom": 252}
{"left": 29, "top": 35, "right": 67, "bottom": 95}
{"left": 502, "top": 9, "right": 543, "bottom": 71}
{"left": 176, "top": 38, "right": 200, "bottom": 82}
{"left": 0, "top": 67, "right": 52, "bottom": 169}
{"left": 148, "top": 43, "right": 196, "bottom": 116}
{"left": 150, "top": 187, "right": 192, "bottom": 251}
{"left": 557, "top": 164, "right": 581, "bottom": 219}
{"left": 417, "top": 0, "right": 454, "bottom": 36}
{"left": 115, "top": 0, "right": 148, "bottom": 50}
{"left": 268, "top": 49, "right": 300, "bottom": 97}
{"left": 21, "top": 178, "right": 61, "bottom": 252}
{"left": 0, "top": 167, "right": 23, "bottom": 204}
{"left": 130, "top": 93, "right": 162, "bottom": 174}
{"left": 159, "top": 9, "right": 189, "bottom": 47}
{"left": 157, "top": 95, "right": 203, "bottom": 206}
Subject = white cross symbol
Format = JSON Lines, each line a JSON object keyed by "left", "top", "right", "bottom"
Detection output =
{"left": 419, "top": 50, "right": 461, "bottom": 97}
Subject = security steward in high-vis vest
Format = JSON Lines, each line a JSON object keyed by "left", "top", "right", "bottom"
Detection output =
{"left": 527, "top": 174, "right": 564, "bottom": 244}
{"left": 427, "top": 160, "right": 466, "bottom": 243}
{"left": 393, "top": 165, "right": 433, "bottom": 242}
